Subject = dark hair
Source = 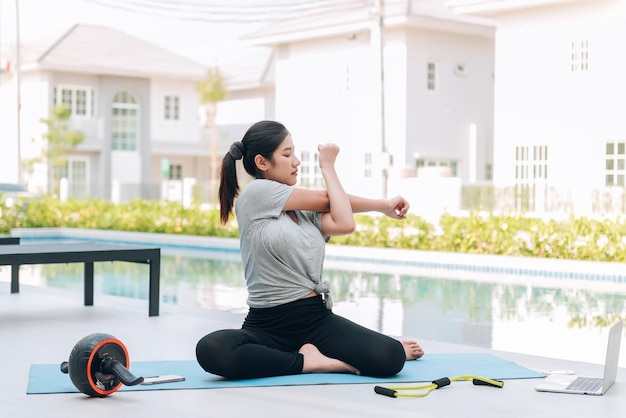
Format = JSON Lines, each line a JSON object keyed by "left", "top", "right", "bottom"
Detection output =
{"left": 218, "top": 120, "right": 290, "bottom": 225}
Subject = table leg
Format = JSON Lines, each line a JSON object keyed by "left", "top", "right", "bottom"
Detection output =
{"left": 149, "top": 253, "right": 160, "bottom": 317}
{"left": 10, "top": 264, "right": 19, "bottom": 293}
{"left": 84, "top": 262, "right": 94, "bottom": 306}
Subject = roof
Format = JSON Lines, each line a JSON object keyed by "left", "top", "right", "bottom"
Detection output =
{"left": 214, "top": 47, "right": 275, "bottom": 90}
{"left": 445, "top": 0, "right": 591, "bottom": 15}
{"left": 244, "top": 0, "right": 495, "bottom": 45}
{"left": 18, "top": 24, "right": 207, "bottom": 81}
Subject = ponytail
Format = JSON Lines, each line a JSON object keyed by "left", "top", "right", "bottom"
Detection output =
{"left": 218, "top": 121, "right": 289, "bottom": 225}
{"left": 218, "top": 142, "right": 245, "bottom": 225}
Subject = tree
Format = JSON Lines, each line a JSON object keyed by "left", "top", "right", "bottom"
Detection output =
{"left": 196, "top": 68, "right": 228, "bottom": 205}
{"left": 33, "top": 104, "right": 85, "bottom": 194}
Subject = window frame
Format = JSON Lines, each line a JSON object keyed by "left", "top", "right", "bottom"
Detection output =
{"left": 605, "top": 140, "right": 625, "bottom": 187}
{"left": 570, "top": 40, "right": 589, "bottom": 72}
{"left": 53, "top": 85, "right": 95, "bottom": 118}
{"left": 164, "top": 94, "right": 181, "bottom": 121}
{"left": 111, "top": 91, "right": 140, "bottom": 152}
{"left": 514, "top": 145, "right": 548, "bottom": 184}
{"left": 415, "top": 158, "right": 458, "bottom": 177}
{"left": 426, "top": 62, "right": 437, "bottom": 92}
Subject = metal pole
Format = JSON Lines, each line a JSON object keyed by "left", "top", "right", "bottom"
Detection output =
{"left": 376, "top": 0, "right": 387, "bottom": 199}
{"left": 15, "top": 0, "right": 22, "bottom": 184}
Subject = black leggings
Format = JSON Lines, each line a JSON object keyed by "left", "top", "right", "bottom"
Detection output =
{"left": 196, "top": 295, "right": 406, "bottom": 379}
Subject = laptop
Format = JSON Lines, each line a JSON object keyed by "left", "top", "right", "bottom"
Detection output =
{"left": 535, "top": 319, "right": 623, "bottom": 395}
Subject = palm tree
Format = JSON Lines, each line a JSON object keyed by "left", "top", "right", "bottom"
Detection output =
{"left": 196, "top": 68, "right": 228, "bottom": 205}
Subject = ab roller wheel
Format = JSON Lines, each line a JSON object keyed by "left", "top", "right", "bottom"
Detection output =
{"left": 60, "top": 333, "right": 144, "bottom": 397}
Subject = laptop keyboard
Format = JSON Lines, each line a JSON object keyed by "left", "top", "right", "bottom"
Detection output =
{"left": 565, "top": 377, "right": 603, "bottom": 392}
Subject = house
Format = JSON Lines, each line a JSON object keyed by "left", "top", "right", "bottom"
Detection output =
{"left": 447, "top": 0, "right": 626, "bottom": 215}
{"left": 1, "top": 2, "right": 499, "bottom": 216}
{"left": 0, "top": 24, "right": 213, "bottom": 203}
{"left": 245, "top": 0, "right": 496, "bottom": 216}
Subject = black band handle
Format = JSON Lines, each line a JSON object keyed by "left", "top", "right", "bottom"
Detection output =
{"left": 432, "top": 377, "right": 451, "bottom": 388}
{"left": 473, "top": 378, "right": 504, "bottom": 388}
{"left": 374, "top": 386, "right": 398, "bottom": 397}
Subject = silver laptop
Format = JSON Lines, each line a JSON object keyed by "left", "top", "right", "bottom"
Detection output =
{"left": 535, "top": 319, "right": 623, "bottom": 395}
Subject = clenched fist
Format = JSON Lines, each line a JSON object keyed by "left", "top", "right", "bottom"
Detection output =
{"left": 317, "top": 143, "right": 340, "bottom": 169}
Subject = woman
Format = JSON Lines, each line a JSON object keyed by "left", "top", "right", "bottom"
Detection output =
{"left": 196, "top": 120, "right": 424, "bottom": 379}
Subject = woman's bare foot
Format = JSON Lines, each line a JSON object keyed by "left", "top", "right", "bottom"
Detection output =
{"left": 299, "top": 343, "right": 360, "bottom": 375}
{"left": 402, "top": 340, "right": 424, "bottom": 360}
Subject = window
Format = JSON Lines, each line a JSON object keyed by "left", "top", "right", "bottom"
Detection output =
{"left": 111, "top": 91, "right": 139, "bottom": 151}
{"left": 514, "top": 145, "right": 548, "bottom": 212}
{"left": 605, "top": 141, "right": 625, "bottom": 187}
{"left": 299, "top": 150, "right": 323, "bottom": 188}
{"left": 571, "top": 40, "right": 589, "bottom": 72}
{"left": 53, "top": 85, "right": 95, "bottom": 117}
{"left": 75, "top": 90, "right": 87, "bottom": 115}
{"left": 485, "top": 164, "right": 493, "bottom": 181}
{"left": 164, "top": 95, "right": 180, "bottom": 120}
{"left": 68, "top": 158, "right": 89, "bottom": 198}
{"left": 515, "top": 145, "right": 548, "bottom": 183}
{"left": 338, "top": 64, "right": 350, "bottom": 93}
{"left": 169, "top": 164, "right": 182, "bottom": 180}
{"left": 427, "top": 62, "right": 437, "bottom": 91}
{"left": 415, "top": 158, "right": 458, "bottom": 176}
{"left": 49, "top": 157, "right": 89, "bottom": 198}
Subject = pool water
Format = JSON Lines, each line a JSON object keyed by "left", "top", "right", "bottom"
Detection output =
{"left": 3, "top": 242, "right": 625, "bottom": 367}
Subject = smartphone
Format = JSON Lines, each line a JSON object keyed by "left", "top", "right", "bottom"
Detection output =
{"left": 141, "top": 374, "right": 185, "bottom": 385}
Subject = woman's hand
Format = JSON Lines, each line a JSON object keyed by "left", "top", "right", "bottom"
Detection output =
{"left": 317, "top": 143, "right": 340, "bottom": 169}
{"left": 381, "top": 196, "right": 410, "bottom": 219}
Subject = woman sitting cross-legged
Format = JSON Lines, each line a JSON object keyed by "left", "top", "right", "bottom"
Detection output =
{"left": 196, "top": 120, "right": 424, "bottom": 379}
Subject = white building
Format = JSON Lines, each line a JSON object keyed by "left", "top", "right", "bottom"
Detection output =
{"left": 0, "top": 24, "right": 216, "bottom": 202}
{"left": 248, "top": 0, "right": 496, "bottom": 210}
{"left": 1, "top": 3, "right": 497, "bottom": 215}
{"left": 448, "top": 0, "right": 626, "bottom": 214}
{"left": 4, "top": 1, "right": 623, "bottom": 217}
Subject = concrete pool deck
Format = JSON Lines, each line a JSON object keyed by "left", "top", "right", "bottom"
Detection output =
{"left": 2, "top": 281, "right": 625, "bottom": 418}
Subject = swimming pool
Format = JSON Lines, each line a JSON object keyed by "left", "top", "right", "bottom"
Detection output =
{"left": 4, "top": 228, "right": 626, "bottom": 368}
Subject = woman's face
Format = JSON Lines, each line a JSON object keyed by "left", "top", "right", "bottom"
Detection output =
{"left": 262, "top": 134, "right": 301, "bottom": 186}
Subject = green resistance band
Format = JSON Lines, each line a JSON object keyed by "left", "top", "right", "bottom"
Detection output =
{"left": 374, "top": 375, "right": 504, "bottom": 398}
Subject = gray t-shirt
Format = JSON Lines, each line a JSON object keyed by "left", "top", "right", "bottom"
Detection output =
{"left": 235, "top": 179, "right": 326, "bottom": 308}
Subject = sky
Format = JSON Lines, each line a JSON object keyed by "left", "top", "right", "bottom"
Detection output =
{"left": 0, "top": 0, "right": 382, "bottom": 67}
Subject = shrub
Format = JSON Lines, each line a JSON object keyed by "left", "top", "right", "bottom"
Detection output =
{"left": 1, "top": 196, "right": 625, "bottom": 262}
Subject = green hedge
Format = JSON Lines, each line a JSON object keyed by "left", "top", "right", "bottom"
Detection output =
{"left": 2, "top": 196, "right": 625, "bottom": 262}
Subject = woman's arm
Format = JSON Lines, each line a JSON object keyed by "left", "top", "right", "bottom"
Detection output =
{"left": 348, "top": 195, "right": 410, "bottom": 219}
{"left": 317, "top": 144, "right": 355, "bottom": 236}
{"left": 283, "top": 189, "right": 330, "bottom": 212}
{"left": 282, "top": 145, "right": 354, "bottom": 235}
{"left": 285, "top": 191, "right": 410, "bottom": 219}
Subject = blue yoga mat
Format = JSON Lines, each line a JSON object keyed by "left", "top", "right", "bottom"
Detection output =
{"left": 27, "top": 353, "right": 544, "bottom": 394}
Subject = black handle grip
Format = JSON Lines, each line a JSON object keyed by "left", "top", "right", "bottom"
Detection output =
{"left": 473, "top": 378, "right": 504, "bottom": 388}
{"left": 374, "top": 386, "right": 398, "bottom": 397}
{"left": 101, "top": 357, "right": 144, "bottom": 386}
{"left": 432, "top": 377, "right": 451, "bottom": 388}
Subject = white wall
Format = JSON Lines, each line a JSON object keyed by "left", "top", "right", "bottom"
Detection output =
{"left": 0, "top": 78, "right": 19, "bottom": 183}
{"left": 275, "top": 35, "right": 384, "bottom": 198}
{"left": 17, "top": 72, "right": 50, "bottom": 161}
{"left": 404, "top": 27, "right": 495, "bottom": 182}
{"left": 491, "top": 0, "right": 626, "bottom": 195}
{"left": 151, "top": 79, "right": 202, "bottom": 143}
{"left": 111, "top": 151, "right": 141, "bottom": 183}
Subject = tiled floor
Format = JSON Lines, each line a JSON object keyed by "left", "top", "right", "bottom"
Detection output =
{"left": 2, "top": 282, "right": 626, "bottom": 418}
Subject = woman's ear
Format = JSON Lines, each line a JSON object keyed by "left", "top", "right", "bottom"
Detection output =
{"left": 254, "top": 154, "right": 269, "bottom": 172}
